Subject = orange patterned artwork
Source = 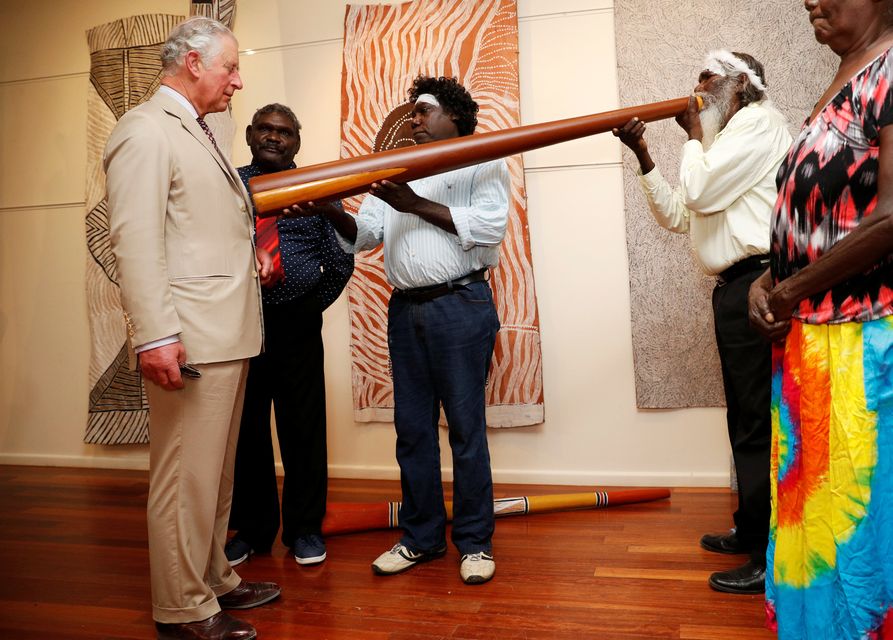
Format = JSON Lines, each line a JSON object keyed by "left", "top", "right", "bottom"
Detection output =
{"left": 341, "top": 0, "right": 544, "bottom": 427}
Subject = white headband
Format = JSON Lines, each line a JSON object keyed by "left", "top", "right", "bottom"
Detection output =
{"left": 703, "top": 50, "right": 767, "bottom": 92}
{"left": 415, "top": 93, "right": 441, "bottom": 107}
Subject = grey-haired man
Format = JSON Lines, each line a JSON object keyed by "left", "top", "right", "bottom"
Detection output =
{"left": 105, "top": 16, "right": 279, "bottom": 639}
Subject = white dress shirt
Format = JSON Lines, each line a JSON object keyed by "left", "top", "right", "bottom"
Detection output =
{"left": 158, "top": 84, "right": 198, "bottom": 118}
{"left": 638, "top": 100, "right": 792, "bottom": 275}
{"left": 340, "top": 158, "right": 511, "bottom": 290}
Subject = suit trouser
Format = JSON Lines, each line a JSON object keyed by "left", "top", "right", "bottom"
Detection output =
{"left": 712, "top": 268, "right": 772, "bottom": 564}
{"left": 144, "top": 359, "right": 248, "bottom": 623}
{"left": 230, "top": 295, "right": 328, "bottom": 549}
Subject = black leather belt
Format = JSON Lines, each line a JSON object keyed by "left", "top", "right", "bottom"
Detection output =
{"left": 395, "top": 268, "right": 489, "bottom": 302}
{"left": 717, "top": 254, "right": 770, "bottom": 284}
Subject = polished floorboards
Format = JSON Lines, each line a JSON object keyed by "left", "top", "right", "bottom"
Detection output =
{"left": 0, "top": 465, "right": 774, "bottom": 639}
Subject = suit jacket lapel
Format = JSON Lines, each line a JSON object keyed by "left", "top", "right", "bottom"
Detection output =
{"left": 151, "top": 92, "right": 252, "bottom": 212}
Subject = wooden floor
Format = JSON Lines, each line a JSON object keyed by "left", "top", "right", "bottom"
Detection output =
{"left": 0, "top": 465, "right": 774, "bottom": 639}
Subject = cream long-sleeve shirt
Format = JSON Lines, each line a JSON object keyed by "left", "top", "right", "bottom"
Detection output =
{"left": 638, "top": 100, "right": 792, "bottom": 275}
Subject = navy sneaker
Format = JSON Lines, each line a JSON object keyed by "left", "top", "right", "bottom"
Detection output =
{"left": 294, "top": 534, "right": 326, "bottom": 565}
{"left": 225, "top": 537, "right": 253, "bottom": 567}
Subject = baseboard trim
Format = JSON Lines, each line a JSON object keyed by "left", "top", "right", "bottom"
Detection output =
{"left": 327, "top": 465, "right": 730, "bottom": 487}
{"left": 0, "top": 454, "right": 730, "bottom": 488}
{"left": 0, "top": 452, "right": 150, "bottom": 471}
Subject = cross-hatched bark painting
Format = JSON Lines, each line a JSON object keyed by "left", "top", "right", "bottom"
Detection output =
{"left": 341, "top": 0, "right": 544, "bottom": 427}
{"left": 84, "top": 1, "right": 237, "bottom": 444}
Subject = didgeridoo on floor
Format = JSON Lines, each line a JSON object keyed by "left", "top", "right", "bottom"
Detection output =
{"left": 321, "top": 487, "right": 671, "bottom": 536}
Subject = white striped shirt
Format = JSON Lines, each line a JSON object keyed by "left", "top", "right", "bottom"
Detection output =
{"left": 343, "top": 158, "right": 511, "bottom": 290}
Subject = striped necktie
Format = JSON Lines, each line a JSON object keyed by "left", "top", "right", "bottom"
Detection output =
{"left": 196, "top": 116, "right": 221, "bottom": 154}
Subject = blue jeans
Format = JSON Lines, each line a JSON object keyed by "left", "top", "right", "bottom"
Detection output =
{"left": 387, "top": 280, "right": 500, "bottom": 555}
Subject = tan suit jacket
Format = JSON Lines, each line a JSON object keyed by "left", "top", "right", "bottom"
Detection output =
{"left": 104, "top": 90, "right": 263, "bottom": 623}
{"left": 104, "top": 91, "right": 263, "bottom": 363}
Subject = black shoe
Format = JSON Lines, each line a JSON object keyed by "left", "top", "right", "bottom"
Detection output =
{"left": 708, "top": 560, "right": 765, "bottom": 595}
{"left": 700, "top": 529, "right": 747, "bottom": 554}
{"left": 224, "top": 537, "right": 254, "bottom": 567}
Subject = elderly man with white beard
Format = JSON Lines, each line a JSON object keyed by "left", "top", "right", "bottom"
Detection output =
{"left": 613, "top": 50, "right": 792, "bottom": 595}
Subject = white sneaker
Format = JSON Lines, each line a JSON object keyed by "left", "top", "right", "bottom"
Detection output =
{"left": 459, "top": 551, "right": 495, "bottom": 584}
{"left": 371, "top": 543, "right": 446, "bottom": 575}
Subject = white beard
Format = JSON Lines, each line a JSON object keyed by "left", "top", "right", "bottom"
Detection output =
{"left": 698, "top": 103, "right": 724, "bottom": 150}
{"left": 697, "top": 81, "right": 737, "bottom": 150}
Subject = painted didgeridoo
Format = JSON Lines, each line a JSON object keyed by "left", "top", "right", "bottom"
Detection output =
{"left": 249, "top": 96, "right": 702, "bottom": 216}
{"left": 320, "top": 487, "right": 670, "bottom": 536}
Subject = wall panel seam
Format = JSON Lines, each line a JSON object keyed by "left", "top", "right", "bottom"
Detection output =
{"left": 0, "top": 71, "right": 87, "bottom": 87}
{"left": 0, "top": 202, "right": 85, "bottom": 214}
{"left": 519, "top": 8, "right": 612, "bottom": 22}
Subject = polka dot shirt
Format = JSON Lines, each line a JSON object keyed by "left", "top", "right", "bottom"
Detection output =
{"left": 239, "top": 162, "right": 354, "bottom": 309}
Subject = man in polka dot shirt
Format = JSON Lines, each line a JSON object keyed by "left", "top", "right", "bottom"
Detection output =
{"left": 226, "top": 103, "right": 354, "bottom": 568}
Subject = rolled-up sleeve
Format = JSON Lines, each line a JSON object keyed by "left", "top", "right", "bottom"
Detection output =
{"left": 450, "top": 159, "right": 510, "bottom": 250}
{"left": 338, "top": 194, "right": 386, "bottom": 253}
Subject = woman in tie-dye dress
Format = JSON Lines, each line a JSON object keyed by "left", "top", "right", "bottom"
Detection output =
{"left": 747, "top": 0, "right": 893, "bottom": 638}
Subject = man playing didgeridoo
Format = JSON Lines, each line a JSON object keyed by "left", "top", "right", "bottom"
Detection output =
{"left": 286, "top": 75, "right": 509, "bottom": 585}
{"left": 612, "top": 50, "right": 791, "bottom": 594}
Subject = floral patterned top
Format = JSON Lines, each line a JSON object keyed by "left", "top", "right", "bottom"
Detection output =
{"left": 771, "top": 46, "right": 893, "bottom": 324}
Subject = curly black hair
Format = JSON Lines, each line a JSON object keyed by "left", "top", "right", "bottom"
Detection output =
{"left": 408, "top": 75, "right": 479, "bottom": 136}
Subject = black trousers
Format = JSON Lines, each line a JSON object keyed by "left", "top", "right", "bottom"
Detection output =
{"left": 229, "top": 295, "right": 328, "bottom": 550}
{"left": 712, "top": 267, "right": 771, "bottom": 564}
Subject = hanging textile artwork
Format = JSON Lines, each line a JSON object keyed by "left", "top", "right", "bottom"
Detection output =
{"left": 341, "top": 0, "right": 544, "bottom": 427}
{"left": 84, "top": 1, "right": 237, "bottom": 444}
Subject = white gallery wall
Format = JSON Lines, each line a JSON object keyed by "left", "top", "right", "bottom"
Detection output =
{"left": 0, "top": 0, "right": 733, "bottom": 485}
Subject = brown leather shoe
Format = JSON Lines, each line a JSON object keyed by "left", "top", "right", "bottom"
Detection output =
{"left": 217, "top": 580, "right": 281, "bottom": 610}
{"left": 155, "top": 611, "right": 256, "bottom": 639}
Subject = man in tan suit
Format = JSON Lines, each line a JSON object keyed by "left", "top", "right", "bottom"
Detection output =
{"left": 104, "top": 17, "right": 279, "bottom": 640}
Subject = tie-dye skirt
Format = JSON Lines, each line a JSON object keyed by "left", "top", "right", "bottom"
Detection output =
{"left": 767, "top": 317, "right": 893, "bottom": 639}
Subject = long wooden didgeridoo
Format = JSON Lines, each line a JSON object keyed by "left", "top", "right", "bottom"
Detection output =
{"left": 249, "top": 96, "right": 702, "bottom": 216}
{"left": 320, "top": 487, "right": 670, "bottom": 536}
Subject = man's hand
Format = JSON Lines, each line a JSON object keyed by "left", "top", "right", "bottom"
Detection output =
{"left": 612, "top": 118, "right": 648, "bottom": 154}
{"left": 675, "top": 95, "right": 704, "bottom": 142}
{"left": 612, "top": 118, "right": 655, "bottom": 174}
{"left": 139, "top": 342, "right": 187, "bottom": 391}
{"left": 255, "top": 246, "right": 274, "bottom": 286}
{"left": 747, "top": 269, "right": 791, "bottom": 342}
{"left": 281, "top": 201, "right": 341, "bottom": 218}
{"left": 368, "top": 180, "right": 420, "bottom": 213}
{"left": 284, "top": 200, "right": 358, "bottom": 243}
